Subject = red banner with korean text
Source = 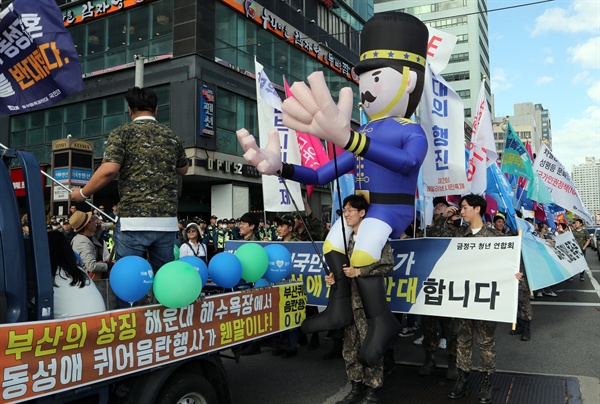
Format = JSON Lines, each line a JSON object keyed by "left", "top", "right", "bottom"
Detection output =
{"left": 0, "top": 283, "right": 306, "bottom": 403}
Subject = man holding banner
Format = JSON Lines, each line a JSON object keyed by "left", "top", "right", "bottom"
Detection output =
{"left": 434, "top": 194, "right": 518, "bottom": 404}
{"left": 572, "top": 219, "right": 590, "bottom": 281}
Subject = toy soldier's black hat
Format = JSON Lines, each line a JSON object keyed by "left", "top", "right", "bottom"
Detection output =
{"left": 354, "top": 12, "right": 429, "bottom": 76}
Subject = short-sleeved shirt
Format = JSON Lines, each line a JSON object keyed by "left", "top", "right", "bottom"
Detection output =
{"left": 572, "top": 228, "right": 590, "bottom": 249}
{"left": 103, "top": 117, "right": 188, "bottom": 229}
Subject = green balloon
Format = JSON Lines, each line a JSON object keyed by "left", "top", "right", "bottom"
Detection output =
{"left": 235, "top": 243, "right": 269, "bottom": 283}
{"left": 153, "top": 261, "right": 202, "bottom": 308}
{"left": 173, "top": 244, "right": 180, "bottom": 260}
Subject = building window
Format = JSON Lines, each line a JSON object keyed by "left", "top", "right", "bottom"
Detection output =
{"left": 67, "top": 0, "right": 173, "bottom": 75}
{"left": 456, "top": 90, "right": 471, "bottom": 99}
{"left": 8, "top": 86, "right": 170, "bottom": 163}
{"left": 464, "top": 108, "right": 471, "bottom": 118}
{"left": 216, "top": 89, "right": 257, "bottom": 157}
{"left": 442, "top": 71, "right": 470, "bottom": 82}
{"left": 449, "top": 52, "right": 469, "bottom": 63}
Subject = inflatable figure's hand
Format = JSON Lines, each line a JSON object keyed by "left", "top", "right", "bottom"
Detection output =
{"left": 236, "top": 128, "right": 282, "bottom": 175}
{"left": 282, "top": 71, "right": 353, "bottom": 148}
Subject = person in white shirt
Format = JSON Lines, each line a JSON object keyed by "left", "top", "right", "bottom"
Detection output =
{"left": 179, "top": 222, "right": 208, "bottom": 263}
{"left": 47, "top": 231, "right": 105, "bottom": 319}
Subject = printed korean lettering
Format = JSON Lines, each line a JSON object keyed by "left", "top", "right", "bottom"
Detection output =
{"left": 200, "top": 300, "right": 215, "bottom": 323}
{"left": 97, "top": 316, "right": 118, "bottom": 344}
{"left": 215, "top": 299, "right": 229, "bottom": 320}
{"left": 173, "top": 332, "right": 189, "bottom": 357}
{"left": 474, "top": 281, "right": 500, "bottom": 310}
{"left": 117, "top": 312, "right": 136, "bottom": 341}
{"left": 35, "top": 325, "right": 65, "bottom": 356}
{"left": 2, "top": 364, "right": 29, "bottom": 400}
{"left": 396, "top": 277, "right": 418, "bottom": 303}
{"left": 136, "top": 339, "right": 154, "bottom": 367}
{"left": 448, "top": 280, "right": 470, "bottom": 308}
{"left": 62, "top": 322, "right": 87, "bottom": 350}
{"left": 155, "top": 336, "right": 171, "bottom": 361}
{"left": 423, "top": 278, "right": 446, "bottom": 305}
{"left": 31, "top": 358, "right": 57, "bottom": 392}
{"left": 145, "top": 308, "right": 162, "bottom": 334}
{"left": 5, "top": 329, "right": 34, "bottom": 360}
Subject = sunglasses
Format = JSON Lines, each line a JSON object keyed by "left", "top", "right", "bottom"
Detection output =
{"left": 186, "top": 229, "right": 198, "bottom": 233}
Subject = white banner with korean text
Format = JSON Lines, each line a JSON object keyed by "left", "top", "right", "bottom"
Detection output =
{"left": 533, "top": 144, "right": 593, "bottom": 224}
{"left": 227, "top": 237, "right": 521, "bottom": 323}
{"left": 255, "top": 59, "right": 302, "bottom": 212}
{"left": 420, "top": 65, "right": 469, "bottom": 196}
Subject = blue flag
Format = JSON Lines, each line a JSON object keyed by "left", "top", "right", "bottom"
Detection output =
{"left": 0, "top": 0, "right": 83, "bottom": 114}
{"left": 486, "top": 162, "right": 517, "bottom": 232}
{"left": 501, "top": 122, "right": 535, "bottom": 181}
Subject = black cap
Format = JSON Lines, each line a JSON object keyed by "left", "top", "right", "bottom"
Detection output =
{"left": 210, "top": 215, "right": 217, "bottom": 219}
{"left": 222, "top": 219, "right": 229, "bottom": 224}
{"left": 274, "top": 214, "right": 294, "bottom": 227}
{"left": 354, "top": 12, "right": 428, "bottom": 76}
{"left": 433, "top": 197, "right": 449, "bottom": 207}
{"left": 239, "top": 212, "right": 259, "bottom": 228}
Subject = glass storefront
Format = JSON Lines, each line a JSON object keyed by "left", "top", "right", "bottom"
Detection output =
{"left": 214, "top": 2, "right": 359, "bottom": 122}
{"left": 67, "top": 0, "right": 173, "bottom": 75}
{"left": 10, "top": 87, "right": 170, "bottom": 164}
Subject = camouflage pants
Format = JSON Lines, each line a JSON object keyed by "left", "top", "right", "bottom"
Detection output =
{"left": 343, "top": 307, "right": 383, "bottom": 389}
{"left": 422, "top": 315, "right": 457, "bottom": 356}
{"left": 456, "top": 319, "right": 496, "bottom": 373}
{"left": 517, "top": 277, "right": 533, "bottom": 321}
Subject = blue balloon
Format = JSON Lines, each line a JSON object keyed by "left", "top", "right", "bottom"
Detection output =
{"left": 263, "top": 244, "right": 292, "bottom": 283}
{"left": 208, "top": 252, "right": 242, "bottom": 289}
{"left": 254, "top": 278, "right": 271, "bottom": 288}
{"left": 109, "top": 256, "right": 154, "bottom": 303}
{"left": 179, "top": 256, "right": 208, "bottom": 287}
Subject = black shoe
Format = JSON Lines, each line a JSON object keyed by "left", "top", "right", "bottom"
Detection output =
{"left": 510, "top": 319, "right": 523, "bottom": 335}
{"left": 446, "top": 355, "right": 458, "bottom": 380}
{"left": 520, "top": 320, "right": 531, "bottom": 341}
{"left": 448, "top": 370, "right": 470, "bottom": 399}
{"left": 240, "top": 342, "right": 261, "bottom": 356}
{"left": 282, "top": 349, "right": 297, "bottom": 358}
{"left": 477, "top": 372, "right": 493, "bottom": 404}
{"left": 335, "top": 381, "right": 365, "bottom": 404}
{"left": 272, "top": 348, "right": 285, "bottom": 356}
{"left": 359, "top": 386, "right": 380, "bottom": 403}
{"left": 418, "top": 351, "right": 436, "bottom": 376}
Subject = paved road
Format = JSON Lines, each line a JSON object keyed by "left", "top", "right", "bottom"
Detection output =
{"left": 223, "top": 254, "right": 600, "bottom": 403}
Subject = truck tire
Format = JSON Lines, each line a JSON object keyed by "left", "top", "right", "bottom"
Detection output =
{"left": 155, "top": 373, "right": 218, "bottom": 404}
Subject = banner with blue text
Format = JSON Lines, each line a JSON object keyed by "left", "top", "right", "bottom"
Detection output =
{"left": 0, "top": 0, "right": 83, "bottom": 114}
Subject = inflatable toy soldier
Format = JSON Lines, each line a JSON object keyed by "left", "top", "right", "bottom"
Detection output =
{"left": 237, "top": 12, "right": 429, "bottom": 366}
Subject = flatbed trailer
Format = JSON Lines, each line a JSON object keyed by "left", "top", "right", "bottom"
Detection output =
{"left": 0, "top": 148, "right": 306, "bottom": 404}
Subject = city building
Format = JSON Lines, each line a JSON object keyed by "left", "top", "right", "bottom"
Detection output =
{"left": 571, "top": 157, "right": 600, "bottom": 223}
{"left": 1, "top": 0, "right": 373, "bottom": 220}
{"left": 493, "top": 102, "right": 552, "bottom": 160}
{"left": 375, "top": 0, "right": 492, "bottom": 122}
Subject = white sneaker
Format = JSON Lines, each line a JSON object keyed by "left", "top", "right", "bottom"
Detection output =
{"left": 438, "top": 338, "right": 447, "bottom": 350}
{"left": 413, "top": 335, "right": 424, "bottom": 345}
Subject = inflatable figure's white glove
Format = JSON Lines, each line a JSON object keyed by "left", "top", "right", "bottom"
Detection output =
{"left": 282, "top": 71, "right": 354, "bottom": 149}
{"left": 236, "top": 128, "right": 282, "bottom": 175}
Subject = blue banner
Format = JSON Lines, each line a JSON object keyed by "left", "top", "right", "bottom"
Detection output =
{"left": 0, "top": 0, "right": 83, "bottom": 114}
{"left": 227, "top": 238, "right": 520, "bottom": 323}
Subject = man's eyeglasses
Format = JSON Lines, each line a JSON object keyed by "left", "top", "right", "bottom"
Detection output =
{"left": 342, "top": 208, "right": 359, "bottom": 214}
